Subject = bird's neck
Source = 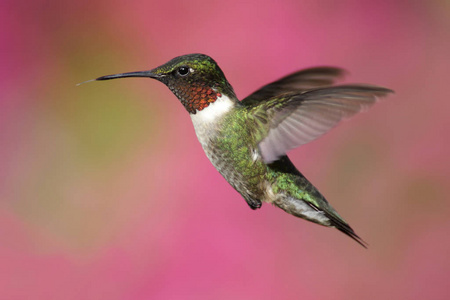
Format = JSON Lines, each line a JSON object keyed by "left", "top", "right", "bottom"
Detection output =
{"left": 189, "top": 93, "right": 237, "bottom": 154}
{"left": 190, "top": 93, "right": 237, "bottom": 125}
{"left": 173, "top": 79, "right": 237, "bottom": 114}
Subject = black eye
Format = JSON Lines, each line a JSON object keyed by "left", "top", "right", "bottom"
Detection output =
{"left": 177, "top": 66, "right": 190, "bottom": 76}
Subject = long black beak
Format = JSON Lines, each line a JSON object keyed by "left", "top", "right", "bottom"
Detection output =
{"left": 77, "top": 70, "right": 162, "bottom": 86}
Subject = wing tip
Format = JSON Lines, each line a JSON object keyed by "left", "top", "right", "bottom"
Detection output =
{"left": 336, "top": 84, "right": 394, "bottom": 96}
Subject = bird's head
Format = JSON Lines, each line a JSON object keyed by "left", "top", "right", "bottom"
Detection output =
{"left": 94, "top": 54, "right": 236, "bottom": 114}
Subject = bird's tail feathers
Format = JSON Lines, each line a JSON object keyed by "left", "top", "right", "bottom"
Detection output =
{"left": 273, "top": 195, "right": 368, "bottom": 248}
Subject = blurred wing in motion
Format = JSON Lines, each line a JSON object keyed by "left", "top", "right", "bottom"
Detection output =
{"left": 249, "top": 85, "right": 393, "bottom": 163}
{"left": 242, "top": 67, "right": 346, "bottom": 105}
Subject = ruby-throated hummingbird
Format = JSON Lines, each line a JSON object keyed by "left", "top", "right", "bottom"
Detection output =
{"left": 84, "top": 54, "right": 392, "bottom": 247}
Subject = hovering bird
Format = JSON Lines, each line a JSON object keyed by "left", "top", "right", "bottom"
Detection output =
{"left": 86, "top": 54, "right": 392, "bottom": 247}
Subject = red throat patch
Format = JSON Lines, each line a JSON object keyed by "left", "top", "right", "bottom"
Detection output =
{"left": 178, "top": 83, "right": 222, "bottom": 114}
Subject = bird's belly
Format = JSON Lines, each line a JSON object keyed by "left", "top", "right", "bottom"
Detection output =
{"left": 195, "top": 129, "right": 266, "bottom": 201}
{"left": 202, "top": 140, "right": 259, "bottom": 192}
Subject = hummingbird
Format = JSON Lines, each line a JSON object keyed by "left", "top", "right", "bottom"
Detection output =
{"left": 86, "top": 54, "right": 393, "bottom": 247}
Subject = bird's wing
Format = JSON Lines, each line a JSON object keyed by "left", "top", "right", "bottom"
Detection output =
{"left": 248, "top": 85, "right": 393, "bottom": 163}
{"left": 241, "top": 67, "right": 346, "bottom": 105}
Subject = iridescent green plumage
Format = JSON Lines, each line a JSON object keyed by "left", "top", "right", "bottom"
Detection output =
{"left": 198, "top": 99, "right": 367, "bottom": 246}
{"left": 93, "top": 53, "right": 393, "bottom": 247}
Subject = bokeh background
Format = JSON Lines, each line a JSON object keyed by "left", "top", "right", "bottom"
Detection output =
{"left": 1, "top": 0, "right": 450, "bottom": 299}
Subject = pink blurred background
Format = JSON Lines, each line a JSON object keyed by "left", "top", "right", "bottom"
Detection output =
{"left": 1, "top": 0, "right": 450, "bottom": 299}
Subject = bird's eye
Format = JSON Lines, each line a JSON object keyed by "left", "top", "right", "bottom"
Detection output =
{"left": 177, "top": 66, "right": 190, "bottom": 76}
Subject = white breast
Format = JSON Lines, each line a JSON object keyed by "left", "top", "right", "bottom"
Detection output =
{"left": 190, "top": 94, "right": 236, "bottom": 146}
{"left": 190, "top": 94, "right": 235, "bottom": 125}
